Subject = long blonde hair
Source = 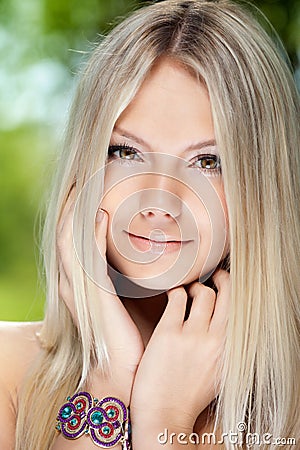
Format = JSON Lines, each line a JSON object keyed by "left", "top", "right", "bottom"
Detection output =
{"left": 16, "top": 1, "right": 300, "bottom": 448}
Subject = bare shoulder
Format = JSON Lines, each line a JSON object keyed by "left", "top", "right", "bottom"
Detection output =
{"left": 0, "top": 321, "right": 43, "bottom": 449}
{"left": 0, "top": 321, "right": 43, "bottom": 391}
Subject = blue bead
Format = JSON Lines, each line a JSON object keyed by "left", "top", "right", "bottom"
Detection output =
{"left": 107, "top": 408, "right": 116, "bottom": 418}
{"left": 103, "top": 426, "right": 111, "bottom": 435}
{"left": 61, "top": 406, "right": 72, "bottom": 419}
{"left": 91, "top": 411, "right": 103, "bottom": 425}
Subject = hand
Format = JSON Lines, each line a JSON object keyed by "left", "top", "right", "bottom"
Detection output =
{"left": 57, "top": 189, "right": 144, "bottom": 400}
{"left": 130, "top": 270, "right": 230, "bottom": 431}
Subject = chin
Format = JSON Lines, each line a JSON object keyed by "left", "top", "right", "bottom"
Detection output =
{"left": 122, "top": 264, "right": 218, "bottom": 292}
{"left": 107, "top": 252, "right": 224, "bottom": 298}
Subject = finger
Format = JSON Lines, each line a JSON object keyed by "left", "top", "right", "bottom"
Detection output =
{"left": 58, "top": 260, "right": 70, "bottom": 290}
{"left": 185, "top": 282, "right": 216, "bottom": 331}
{"left": 57, "top": 186, "right": 76, "bottom": 234}
{"left": 95, "top": 208, "right": 109, "bottom": 259}
{"left": 92, "top": 210, "right": 141, "bottom": 346}
{"left": 209, "top": 269, "right": 231, "bottom": 333}
{"left": 58, "top": 261, "right": 76, "bottom": 320}
{"left": 158, "top": 286, "right": 188, "bottom": 329}
{"left": 93, "top": 208, "right": 117, "bottom": 297}
{"left": 94, "top": 209, "right": 111, "bottom": 286}
{"left": 57, "top": 199, "right": 75, "bottom": 282}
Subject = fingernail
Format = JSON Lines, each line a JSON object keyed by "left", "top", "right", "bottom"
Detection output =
{"left": 96, "top": 209, "right": 105, "bottom": 222}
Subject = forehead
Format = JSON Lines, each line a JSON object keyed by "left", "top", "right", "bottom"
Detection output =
{"left": 113, "top": 58, "right": 214, "bottom": 153}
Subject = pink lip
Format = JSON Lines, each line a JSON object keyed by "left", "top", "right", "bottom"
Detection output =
{"left": 125, "top": 231, "right": 191, "bottom": 254}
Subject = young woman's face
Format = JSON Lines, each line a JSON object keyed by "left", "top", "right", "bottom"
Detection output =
{"left": 101, "top": 58, "right": 229, "bottom": 291}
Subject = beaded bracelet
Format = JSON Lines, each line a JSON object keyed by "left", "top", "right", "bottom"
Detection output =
{"left": 55, "top": 391, "right": 131, "bottom": 449}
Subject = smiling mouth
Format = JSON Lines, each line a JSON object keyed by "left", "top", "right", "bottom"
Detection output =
{"left": 125, "top": 231, "right": 192, "bottom": 254}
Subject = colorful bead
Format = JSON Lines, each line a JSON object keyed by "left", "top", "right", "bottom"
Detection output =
{"left": 106, "top": 406, "right": 119, "bottom": 420}
{"left": 91, "top": 411, "right": 103, "bottom": 425}
{"left": 102, "top": 426, "right": 112, "bottom": 435}
{"left": 61, "top": 406, "right": 72, "bottom": 419}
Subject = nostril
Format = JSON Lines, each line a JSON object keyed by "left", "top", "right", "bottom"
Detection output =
{"left": 141, "top": 208, "right": 173, "bottom": 219}
{"left": 146, "top": 210, "right": 155, "bottom": 218}
{"left": 139, "top": 189, "right": 182, "bottom": 219}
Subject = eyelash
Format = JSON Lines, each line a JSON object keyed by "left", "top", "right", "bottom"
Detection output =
{"left": 108, "top": 144, "right": 143, "bottom": 162}
{"left": 107, "top": 144, "right": 222, "bottom": 175}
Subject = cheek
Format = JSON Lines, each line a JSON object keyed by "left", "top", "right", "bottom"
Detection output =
{"left": 184, "top": 183, "right": 229, "bottom": 278}
{"left": 100, "top": 176, "right": 143, "bottom": 268}
{"left": 214, "top": 186, "right": 230, "bottom": 253}
{"left": 100, "top": 174, "right": 141, "bottom": 214}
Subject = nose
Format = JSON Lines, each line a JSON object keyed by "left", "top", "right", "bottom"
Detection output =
{"left": 139, "top": 188, "right": 182, "bottom": 223}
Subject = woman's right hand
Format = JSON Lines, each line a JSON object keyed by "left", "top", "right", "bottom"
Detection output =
{"left": 56, "top": 189, "right": 144, "bottom": 401}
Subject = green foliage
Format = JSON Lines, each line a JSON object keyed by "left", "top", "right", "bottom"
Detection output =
{"left": 253, "top": 0, "right": 300, "bottom": 68}
{"left": 0, "top": 126, "right": 54, "bottom": 320}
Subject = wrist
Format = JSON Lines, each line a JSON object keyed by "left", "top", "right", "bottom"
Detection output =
{"left": 130, "top": 405, "right": 196, "bottom": 431}
{"left": 85, "top": 369, "right": 131, "bottom": 406}
{"left": 130, "top": 406, "right": 195, "bottom": 449}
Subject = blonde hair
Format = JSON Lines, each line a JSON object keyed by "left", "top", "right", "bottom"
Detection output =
{"left": 16, "top": 1, "right": 300, "bottom": 448}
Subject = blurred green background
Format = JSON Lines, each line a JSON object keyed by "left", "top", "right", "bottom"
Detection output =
{"left": 1, "top": 0, "right": 299, "bottom": 321}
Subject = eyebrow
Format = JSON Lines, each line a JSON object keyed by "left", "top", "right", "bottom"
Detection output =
{"left": 113, "top": 126, "right": 217, "bottom": 153}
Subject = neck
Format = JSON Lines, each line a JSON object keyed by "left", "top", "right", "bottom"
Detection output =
{"left": 122, "top": 292, "right": 167, "bottom": 346}
{"left": 109, "top": 270, "right": 168, "bottom": 346}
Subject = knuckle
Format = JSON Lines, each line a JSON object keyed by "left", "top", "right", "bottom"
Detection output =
{"left": 168, "top": 287, "right": 187, "bottom": 301}
{"left": 202, "top": 284, "right": 214, "bottom": 295}
{"left": 213, "top": 269, "right": 230, "bottom": 288}
{"left": 189, "top": 282, "right": 215, "bottom": 301}
{"left": 198, "top": 284, "right": 216, "bottom": 301}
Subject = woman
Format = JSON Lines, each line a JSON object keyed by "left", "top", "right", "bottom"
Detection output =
{"left": 0, "top": 0, "right": 299, "bottom": 449}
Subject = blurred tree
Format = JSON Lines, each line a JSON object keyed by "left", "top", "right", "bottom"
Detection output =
{"left": 254, "top": 0, "right": 300, "bottom": 69}
{"left": 40, "top": 0, "right": 143, "bottom": 67}
{"left": 0, "top": 126, "right": 52, "bottom": 320}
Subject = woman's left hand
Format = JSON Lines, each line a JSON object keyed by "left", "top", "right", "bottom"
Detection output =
{"left": 130, "top": 269, "right": 230, "bottom": 437}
